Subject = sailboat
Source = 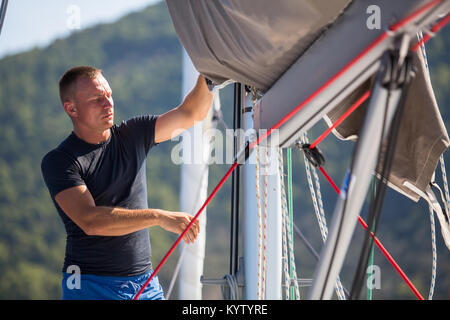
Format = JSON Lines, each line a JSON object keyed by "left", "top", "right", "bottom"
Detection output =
{"left": 137, "top": 0, "right": 450, "bottom": 300}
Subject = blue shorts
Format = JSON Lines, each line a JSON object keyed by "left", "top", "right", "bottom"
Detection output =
{"left": 62, "top": 269, "right": 164, "bottom": 300}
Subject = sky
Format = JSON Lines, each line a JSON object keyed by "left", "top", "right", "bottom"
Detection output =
{"left": 0, "top": 0, "right": 161, "bottom": 59}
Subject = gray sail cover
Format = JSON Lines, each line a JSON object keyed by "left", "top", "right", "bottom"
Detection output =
{"left": 166, "top": 0, "right": 353, "bottom": 91}
{"left": 166, "top": 0, "right": 449, "bottom": 202}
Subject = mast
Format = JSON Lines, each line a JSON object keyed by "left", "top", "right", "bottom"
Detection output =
{"left": 243, "top": 90, "right": 282, "bottom": 299}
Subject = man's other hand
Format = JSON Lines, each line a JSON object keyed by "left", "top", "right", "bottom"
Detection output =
{"left": 157, "top": 210, "right": 200, "bottom": 244}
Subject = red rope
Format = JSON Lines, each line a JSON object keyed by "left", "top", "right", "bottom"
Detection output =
{"left": 132, "top": 0, "right": 444, "bottom": 300}
{"left": 310, "top": 90, "right": 371, "bottom": 150}
{"left": 317, "top": 165, "right": 424, "bottom": 300}
{"left": 356, "top": 215, "right": 424, "bottom": 300}
{"left": 133, "top": 162, "right": 238, "bottom": 300}
{"left": 319, "top": 166, "right": 340, "bottom": 194}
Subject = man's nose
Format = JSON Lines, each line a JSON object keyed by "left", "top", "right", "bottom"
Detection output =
{"left": 103, "top": 96, "right": 113, "bottom": 109}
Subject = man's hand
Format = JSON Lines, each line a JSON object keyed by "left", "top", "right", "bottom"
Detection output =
{"left": 157, "top": 209, "right": 200, "bottom": 244}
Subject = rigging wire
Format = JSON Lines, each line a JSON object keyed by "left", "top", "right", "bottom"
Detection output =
{"left": 292, "top": 222, "right": 320, "bottom": 261}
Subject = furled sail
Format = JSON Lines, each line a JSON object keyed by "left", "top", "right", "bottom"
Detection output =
{"left": 166, "top": 0, "right": 449, "bottom": 203}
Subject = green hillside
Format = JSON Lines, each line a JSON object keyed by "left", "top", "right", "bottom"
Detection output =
{"left": 0, "top": 1, "right": 448, "bottom": 300}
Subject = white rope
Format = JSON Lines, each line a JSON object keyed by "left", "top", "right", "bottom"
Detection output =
{"left": 418, "top": 31, "right": 442, "bottom": 298}
{"left": 439, "top": 155, "right": 450, "bottom": 217}
{"left": 278, "top": 148, "right": 301, "bottom": 299}
{"left": 254, "top": 143, "right": 264, "bottom": 300}
{"left": 301, "top": 143, "right": 327, "bottom": 240}
{"left": 281, "top": 198, "right": 292, "bottom": 299}
{"left": 279, "top": 148, "right": 291, "bottom": 299}
{"left": 261, "top": 147, "right": 269, "bottom": 299}
{"left": 299, "top": 132, "right": 347, "bottom": 300}
{"left": 427, "top": 203, "right": 437, "bottom": 300}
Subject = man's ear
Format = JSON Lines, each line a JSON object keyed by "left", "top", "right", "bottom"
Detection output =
{"left": 63, "top": 100, "right": 78, "bottom": 118}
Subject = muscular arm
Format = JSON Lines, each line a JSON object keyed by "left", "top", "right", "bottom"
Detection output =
{"left": 154, "top": 75, "right": 214, "bottom": 144}
{"left": 55, "top": 185, "right": 200, "bottom": 243}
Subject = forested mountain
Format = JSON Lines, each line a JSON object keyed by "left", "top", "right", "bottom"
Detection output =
{"left": 0, "top": 1, "right": 448, "bottom": 299}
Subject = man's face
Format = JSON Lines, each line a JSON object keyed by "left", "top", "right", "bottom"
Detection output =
{"left": 71, "top": 73, "right": 114, "bottom": 131}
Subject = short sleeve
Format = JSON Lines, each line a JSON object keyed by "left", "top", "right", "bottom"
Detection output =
{"left": 41, "top": 150, "right": 85, "bottom": 198}
{"left": 121, "top": 115, "right": 160, "bottom": 154}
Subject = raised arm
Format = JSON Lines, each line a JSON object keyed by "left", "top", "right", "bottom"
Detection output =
{"left": 154, "top": 75, "right": 214, "bottom": 144}
{"left": 54, "top": 185, "right": 200, "bottom": 243}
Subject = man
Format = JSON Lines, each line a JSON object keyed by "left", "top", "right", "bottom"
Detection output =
{"left": 41, "top": 66, "right": 214, "bottom": 300}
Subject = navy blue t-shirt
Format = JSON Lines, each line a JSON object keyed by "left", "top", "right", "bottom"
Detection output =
{"left": 41, "top": 115, "right": 159, "bottom": 276}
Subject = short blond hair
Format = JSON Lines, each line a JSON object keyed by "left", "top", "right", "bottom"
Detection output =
{"left": 59, "top": 66, "right": 102, "bottom": 104}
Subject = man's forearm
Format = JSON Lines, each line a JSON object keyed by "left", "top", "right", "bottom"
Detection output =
{"left": 85, "top": 206, "right": 161, "bottom": 236}
{"left": 84, "top": 206, "right": 200, "bottom": 244}
{"left": 180, "top": 75, "right": 214, "bottom": 121}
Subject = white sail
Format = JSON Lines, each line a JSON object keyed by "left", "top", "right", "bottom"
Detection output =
{"left": 178, "top": 48, "right": 212, "bottom": 299}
